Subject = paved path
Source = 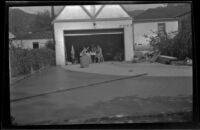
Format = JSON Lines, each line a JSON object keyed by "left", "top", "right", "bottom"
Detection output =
{"left": 63, "top": 62, "right": 192, "bottom": 76}
{"left": 10, "top": 66, "right": 192, "bottom": 125}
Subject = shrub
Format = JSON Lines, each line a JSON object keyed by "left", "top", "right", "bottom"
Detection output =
{"left": 45, "top": 40, "right": 55, "bottom": 51}
{"left": 10, "top": 47, "right": 55, "bottom": 77}
{"left": 143, "top": 14, "right": 192, "bottom": 60}
{"left": 144, "top": 29, "right": 192, "bottom": 60}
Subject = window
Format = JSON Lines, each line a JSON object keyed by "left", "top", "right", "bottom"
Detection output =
{"left": 33, "top": 42, "right": 39, "bottom": 49}
{"left": 158, "top": 23, "right": 166, "bottom": 37}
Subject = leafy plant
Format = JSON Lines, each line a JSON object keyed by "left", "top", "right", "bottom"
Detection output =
{"left": 10, "top": 47, "right": 55, "bottom": 77}
{"left": 45, "top": 40, "right": 55, "bottom": 51}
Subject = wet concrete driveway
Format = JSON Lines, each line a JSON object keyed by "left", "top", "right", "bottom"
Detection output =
{"left": 10, "top": 66, "right": 192, "bottom": 125}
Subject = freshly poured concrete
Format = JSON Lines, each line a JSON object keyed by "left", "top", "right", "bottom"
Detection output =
{"left": 10, "top": 64, "right": 193, "bottom": 125}
{"left": 63, "top": 62, "right": 192, "bottom": 76}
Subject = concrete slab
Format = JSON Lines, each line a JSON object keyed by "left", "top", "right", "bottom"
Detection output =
{"left": 10, "top": 66, "right": 123, "bottom": 100}
{"left": 10, "top": 66, "right": 193, "bottom": 125}
{"left": 62, "top": 62, "right": 192, "bottom": 76}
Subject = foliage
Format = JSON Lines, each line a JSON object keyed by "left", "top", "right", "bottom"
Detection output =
{"left": 172, "top": 14, "right": 192, "bottom": 59}
{"left": 10, "top": 47, "right": 55, "bottom": 77}
{"left": 9, "top": 9, "right": 36, "bottom": 37}
{"left": 144, "top": 31, "right": 176, "bottom": 56}
{"left": 31, "top": 10, "right": 52, "bottom": 32}
{"left": 9, "top": 9, "right": 52, "bottom": 37}
{"left": 45, "top": 40, "right": 55, "bottom": 51}
{"left": 144, "top": 16, "right": 192, "bottom": 60}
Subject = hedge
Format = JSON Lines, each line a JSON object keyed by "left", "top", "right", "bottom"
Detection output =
{"left": 10, "top": 47, "right": 55, "bottom": 77}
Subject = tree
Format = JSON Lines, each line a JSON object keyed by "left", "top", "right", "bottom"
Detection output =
{"left": 31, "top": 10, "right": 52, "bottom": 32}
{"left": 45, "top": 40, "right": 55, "bottom": 51}
{"left": 173, "top": 15, "right": 192, "bottom": 59}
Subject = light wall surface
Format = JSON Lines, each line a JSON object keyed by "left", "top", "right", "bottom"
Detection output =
{"left": 12, "top": 39, "right": 52, "bottom": 49}
{"left": 53, "top": 5, "right": 134, "bottom": 65}
{"left": 54, "top": 20, "right": 134, "bottom": 65}
{"left": 133, "top": 20, "right": 178, "bottom": 50}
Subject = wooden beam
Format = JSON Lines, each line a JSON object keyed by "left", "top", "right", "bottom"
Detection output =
{"left": 51, "top": 6, "right": 65, "bottom": 24}
{"left": 120, "top": 5, "right": 132, "bottom": 18}
{"left": 54, "top": 17, "right": 132, "bottom": 23}
{"left": 80, "top": 6, "right": 93, "bottom": 19}
{"left": 94, "top": 5, "right": 105, "bottom": 18}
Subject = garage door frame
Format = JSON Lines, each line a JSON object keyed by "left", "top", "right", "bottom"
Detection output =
{"left": 64, "top": 28, "right": 125, "bottom": 62}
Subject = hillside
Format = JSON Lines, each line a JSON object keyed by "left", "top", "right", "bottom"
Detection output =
{"left": 9, "top": 9, "right": 52, "bottom": 37}
{"left": 9, "top": 4, "right": 191, "bottom": 37}
{"left": 134, "top": 4, "right": 191, "bottom": 20}
{"left": 9, "top": 9, "right": 36, "bottom": 37}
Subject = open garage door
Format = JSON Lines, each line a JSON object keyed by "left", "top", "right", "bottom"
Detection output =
{"left": 64, "top": 29, "right": 124, "bottom": 62}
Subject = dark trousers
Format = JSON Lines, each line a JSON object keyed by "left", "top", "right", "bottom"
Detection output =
{"left": 91, "top": 55, "right": 95, "bottom": 63}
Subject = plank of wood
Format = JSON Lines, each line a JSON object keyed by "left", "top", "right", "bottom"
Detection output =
{"left": 159, "top": 55, "right": 177, "bottom": 60}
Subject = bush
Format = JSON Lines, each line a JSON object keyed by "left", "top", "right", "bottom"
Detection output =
{"left": 10, "top": 47, "right": 55, "bottom": 77}
{"left": 144, "top": 29, "right": 192, "bottom": 60}
{"left": 172, "top": 19, "right": 192, "bottom": 59}
{"left": 45, "top": 40, "right": 55, "bottom": 51}
{"left": 143, "top": 14, "right": 192, "bottom": 60}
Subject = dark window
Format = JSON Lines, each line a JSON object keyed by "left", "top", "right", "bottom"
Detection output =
{"left": 33, "top": 42, "right": 39, "bottom": 49}
{"left": 158, "top": 23, "right": 166, "bottom": 37}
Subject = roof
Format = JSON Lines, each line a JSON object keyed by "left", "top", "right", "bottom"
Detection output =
{"left": 174, "top": 11, "right": 191, "bottom": 18}
{"left": 133, "top": 18, "right": 179, "bottom": 23}
{"left": 13, "top": 31, "right": 53, "bottom": 40}
{"left": 51, "top": 4, "right": 132, "bottom": 24}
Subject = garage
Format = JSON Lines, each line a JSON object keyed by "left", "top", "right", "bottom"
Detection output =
{"left": 52, "top": 5, "right": 134, "bottom": 65}
{"left": 64, "top": 29, "right": 124, "bottom": 62}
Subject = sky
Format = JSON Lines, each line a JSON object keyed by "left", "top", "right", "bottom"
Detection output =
{"left": 11, "top": 4, "right": 166, "bottom": 15}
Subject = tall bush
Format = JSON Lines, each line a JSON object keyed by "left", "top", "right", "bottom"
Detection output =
{"left": 172, "top": 17, "right": 192, "bottom": 59}
{"left": 45, "top": 40, "right": 55, "bottom": 51}
{"left": 10, "top": 47, "right": 55, "bottom": 77}
{"left": 144, "top": 29, "right": 192, "bottom": 60}
{"left": 144, "top": 14, "right": 192, "bottom": 60}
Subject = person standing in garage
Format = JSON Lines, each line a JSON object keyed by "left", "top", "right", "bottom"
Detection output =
{"left": 90, "top": 44, "right": 96, "bottom": 63}
{"left": 96, "top": 45, "right": 104, "bottom": 63}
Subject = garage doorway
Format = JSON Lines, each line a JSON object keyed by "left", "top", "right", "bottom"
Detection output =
{"left": 64, "top": 29, "right": 124, "bottom": 63}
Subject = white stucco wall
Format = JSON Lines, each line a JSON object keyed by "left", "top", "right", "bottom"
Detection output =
{"left": 124, "top": 25, "right": 134, "bottom": 60}
{"left": 97, "top": 5, "right": 130, "bottom": 18}
{"left": 12, "top": 39, "right": 52, "bottom": 49}
{"left": 54, "top": 20, "right": 134, "bottom": 65}
{"left": 56, "top": 6, "right": 90, "bottom": 20}
{"left": 133, "top": 20, "right": 178, "bottom": 51}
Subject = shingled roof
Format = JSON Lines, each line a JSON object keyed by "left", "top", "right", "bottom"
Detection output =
{"left": 14, "top": 31, "right": 53, "bottom": 40}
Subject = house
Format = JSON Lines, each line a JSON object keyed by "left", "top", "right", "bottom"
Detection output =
{"left": 12, "top": 31, "right": 53, "bottom": 49}
{"left": 52, "top": 5, "right": 179, "bottom": 65}
{"left": 52, "top": 5, "right": 134, "bottom": 65}
{"left": 133, "top": 18, "right": 179, "bottom": 52}
{"left": 175, "top": 11, "right": 191, "bottom": 31}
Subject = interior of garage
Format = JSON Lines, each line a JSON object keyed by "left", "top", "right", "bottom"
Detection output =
{"left": 64, "top": 29, "right": 124, "bottom": 63}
